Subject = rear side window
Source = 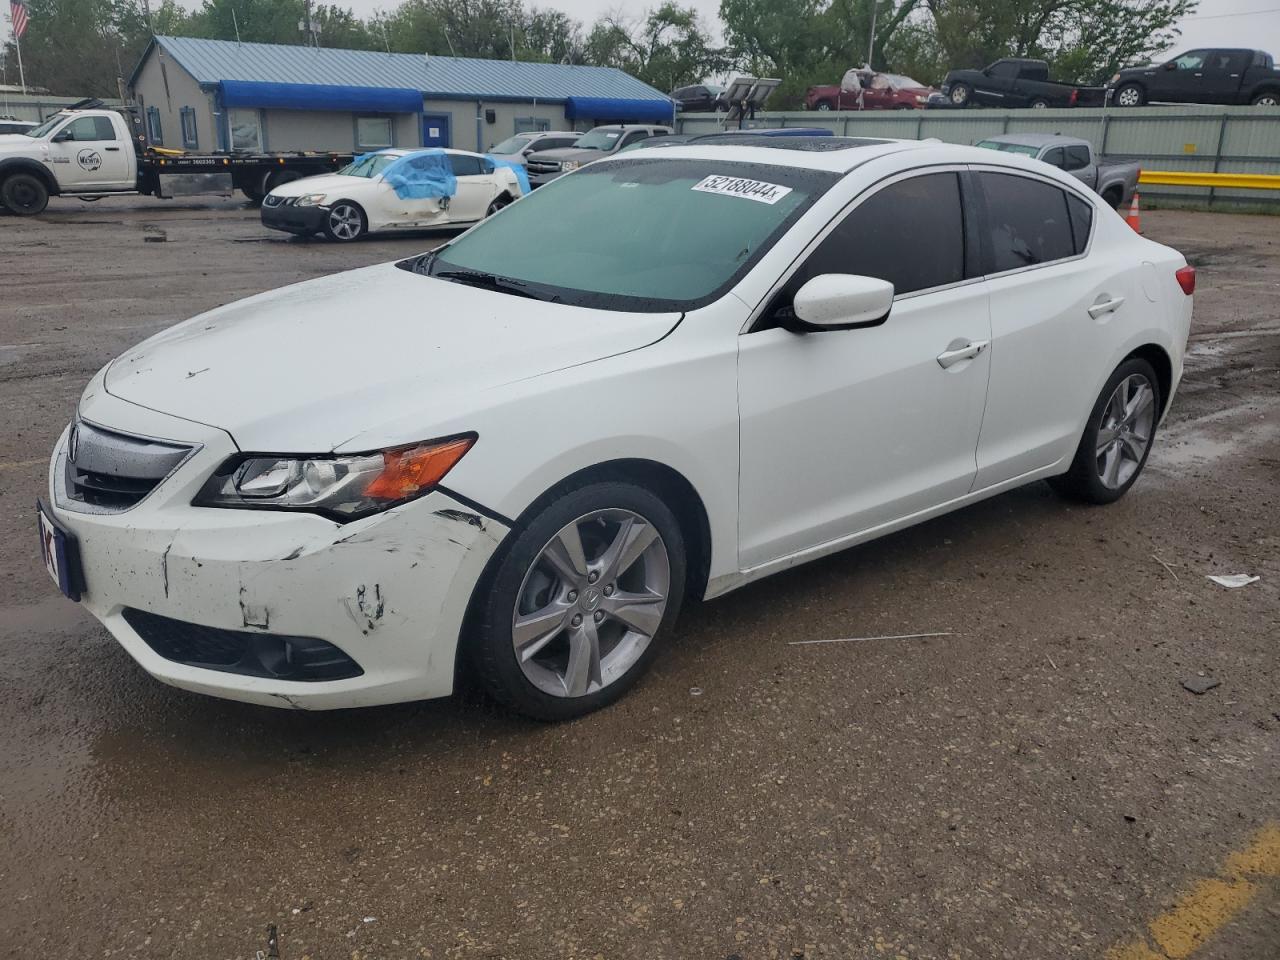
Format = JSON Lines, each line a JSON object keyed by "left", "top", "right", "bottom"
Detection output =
{"left": 449, "top": 154, "right": 483, "bottom": 176}
{"left": 977, "top": 172, "right": 1076, "bottom": 273}
{"left": 1063, "top": 145, "right": 1090, "bottom": 171}
{"left": 783, "top": 172, "right": 966, "bottom": 303}
{"left": 1067, "top": 194, "right": 1094, "bottom": 254}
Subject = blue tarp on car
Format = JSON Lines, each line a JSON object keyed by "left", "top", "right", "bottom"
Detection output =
{"left": 485, "top": 155, "right": 531, "bottom": 195}
{"left": 376, "top": 149, "right": 457, "bottom": 200}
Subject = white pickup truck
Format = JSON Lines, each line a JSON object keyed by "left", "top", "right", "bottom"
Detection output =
{"left": 0, "top": 102, "right": 353, "bottom": 216}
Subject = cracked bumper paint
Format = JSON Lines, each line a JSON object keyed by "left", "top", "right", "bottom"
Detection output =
{"left": 45, "top": 393, "right": 508, "bottom": 710}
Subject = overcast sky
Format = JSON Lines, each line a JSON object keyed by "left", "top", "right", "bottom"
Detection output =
{"left": 4, "top": 0, "right": 1280, "bottom": 62}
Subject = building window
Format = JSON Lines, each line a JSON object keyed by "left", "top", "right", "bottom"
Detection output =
{"left": 180, "top": 106, "right": 199, "bottom": 150}
{"left": 146, "top": 106, "right": 163, "bottom": 145}
{"left": 356, "top": 116, "right": 394, "bottom": 151}
{"left": 229, "top": 108, "right": 262, "bottom": 153}
{"left": 514, "top": 117, "right": 551, "bottom": 134}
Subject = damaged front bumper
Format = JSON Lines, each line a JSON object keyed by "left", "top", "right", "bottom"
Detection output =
{"left": 45, "top": 390, "right": 508, "bottom": 710}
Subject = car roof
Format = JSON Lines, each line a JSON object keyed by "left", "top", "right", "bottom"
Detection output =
{"left": 594, "top": 137, "right": 1091, "bottom": 179}
{"left": 978, "top": 133, "right": 1080, "bottom": 147}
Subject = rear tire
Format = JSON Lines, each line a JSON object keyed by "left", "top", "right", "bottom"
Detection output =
{"left": 1, "top": 173, "right": 50, "bottom": 216}
{"left": 322, "top": 201, "right": 366, "bottom": 242}
{"left": 1102, "top": 186, "right": 1123, "bottom": 208}
{"left": 485, "top": 193, "right": 512, "bottom": 217}
{"left": 467, "top": 480, "right": 687, "bottom": 721}
{"left": 265, "top": 169, "right": 303, "bottom": 193}
{"left": 1251, "top": 91, "right": 1279, "bottom": 106}
{"left": 1049, "top": 358, "right": 1161, "bottom": 504}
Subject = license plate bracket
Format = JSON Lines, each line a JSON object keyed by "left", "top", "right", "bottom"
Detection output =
{"left": 37, "top": 499, "right": 84, "bottom": 601}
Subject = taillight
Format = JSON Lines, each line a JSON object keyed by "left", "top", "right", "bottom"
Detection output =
{"left": 1176, "top": 265, "right": 1196, "bottom": 296}
{"left": 1070, "top": 88, "right": 1079, "bottom": 106}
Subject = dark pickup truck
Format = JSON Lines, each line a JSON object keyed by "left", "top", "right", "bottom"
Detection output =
{"left": 941, "top": 58, "right": 1105, "bottom": 109}
{"left": 1110, "top": 48, "right": 1280, "bottom": 107}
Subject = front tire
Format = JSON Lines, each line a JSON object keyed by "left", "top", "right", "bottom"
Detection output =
{"left": 1114, "top": 83, "right": 1145, "bottom": 107}
{"left": 468, "top": 481, "right": 687, "bottom": 721}
{"left": 322, "top": 201, "right": 366, "bottom": 242}
{"left": 1049, "top": 358, "right": 1161, "bottom": 504}
{"left": 949, "top": 82, "right": 972, "bottom": 106}
{"left": 1, "top": 173, "right": 50, "bottom": 216}
{"left": 1029, "top": 97, "right": 1050, "bottom": 109}
{"left": 814, "top": 99, "right": 834, "bottom": 111}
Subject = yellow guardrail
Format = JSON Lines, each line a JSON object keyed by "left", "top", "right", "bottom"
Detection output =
{"left": 1139, "top": 170, "right": 1280, "bottom": 190}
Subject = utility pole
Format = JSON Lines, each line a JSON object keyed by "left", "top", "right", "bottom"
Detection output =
{"left": 867, "top": 0, "right": 877, "bottom": 68}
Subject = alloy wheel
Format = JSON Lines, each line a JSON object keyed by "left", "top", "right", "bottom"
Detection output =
{"left": 1117, "top": 87, "right": 1141, "bottom": 107}
{"left": 512, "top": 509, "right": 670, "bottom": 698}
{"left": 328, "top": 204, "right": 362, "bottom": 240}
{"left": 1095, "top": 374, "right": 1156, "bottom": 489}
{"left": 1255, "top": 94, "right": 1278, "bottom": 106}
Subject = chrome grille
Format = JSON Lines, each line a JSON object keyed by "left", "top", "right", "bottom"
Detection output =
{"left": 62, "top": 420, "right": 194, "bottom": 513}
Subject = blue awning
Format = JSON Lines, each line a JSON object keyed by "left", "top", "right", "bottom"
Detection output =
{"left": 564, "top": 96, "right": 674, "bottom": 124}
{"left": 218, "top": 80, "right": 423, "bottom": 113}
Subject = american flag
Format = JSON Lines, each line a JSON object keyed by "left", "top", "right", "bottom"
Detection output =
{"left": 10, "top": 0, "right": 29, "bottom": 40}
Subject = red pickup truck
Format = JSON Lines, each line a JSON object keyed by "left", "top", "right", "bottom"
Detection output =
{"left": 805, "top": 71, "right": 938, "bottom": 111}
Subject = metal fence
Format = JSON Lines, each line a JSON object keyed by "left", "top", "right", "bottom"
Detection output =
{"left": 677, "top": 105, "right": 1280, "bottom": 208}
{"left": 0, "top": 94, "right": 126, "bottom": 123}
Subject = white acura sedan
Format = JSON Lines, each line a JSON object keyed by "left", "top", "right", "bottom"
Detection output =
{"left": 260, "top": 148, "right": 525, "bottom": 242}
{"left": 40, "top": 138, "right": 1193, "bottom": 720}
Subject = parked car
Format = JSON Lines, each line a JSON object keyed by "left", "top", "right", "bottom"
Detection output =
{"left": 260, "top": 148, "right": 524, "bottom": 242}
{"left": 1109, "top": 48, "right": 1280, "bottom": 107}
{"left": 0, "top": 117, "right": 37, "bottom": 135}
{"left": 525, "top": 124, "right": 673, "bottom": 186}
{"left": 805, "top": 71, "right": 937, "bottom": 111}
{"left": 622, "top": 128, "right": 835, "bottom": 153}
{"left": 41, "top": 137, "right": 1193, "bottom": 720}
{"left": 487, "top": 130, "right": 581, "bottom": 168}
{"left": 620, "top": 134, "right": 697, "bottom": 152}
{"left": 672, "top": 83, "right": 727, "bottom": 112}
{"left": 975, "top": 134, "right": 1140, "bottom": 207}
{"left": 942, "top": 58, "right": 1105, "bottom": 108}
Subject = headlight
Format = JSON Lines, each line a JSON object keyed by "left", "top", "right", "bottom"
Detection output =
{"left": 560, "top": 161, "right": 579, "bottom": 172}
{"left": 193, "top": 436, "right": 475, "bottom": 521}
{"left": 293, "top": 193, "right": 328, "bottom": 207}
{"left": 916, "top": 95, "right": 927, "bottom": 102}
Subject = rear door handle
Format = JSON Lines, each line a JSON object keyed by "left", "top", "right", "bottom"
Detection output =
{"left": 936, "top": 339, "right": 989, "bottom": 369}
{"left": 1088, "top": 296, "right": 1126, "bottom": 318}
{"left": 105, "top": 146, "right": 121, "bottom": 151}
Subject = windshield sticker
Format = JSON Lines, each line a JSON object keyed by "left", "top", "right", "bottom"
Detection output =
{"left": 692, "top": 175, "right": 793, "bottom": 205}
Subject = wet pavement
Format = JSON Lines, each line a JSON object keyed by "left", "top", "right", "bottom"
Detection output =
{"left": 1, "top": 197, "right": 1277, "bottom": 959}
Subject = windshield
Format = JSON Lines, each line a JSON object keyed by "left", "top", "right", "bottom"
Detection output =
{"left": 414, "top": 157, "right": 837, "bottom": 312}
{"left": 492, "top": 135, "right": 533, "bottom": 154}
{"left": 24, "top": 114, "right": 69, "bottom": 138}
{"left": 976, "top": 140, "right": 1041, "bottom": 158}
{"left": 574, "top": 129, "right": 624, "bottom": 151}
{"left": 337, "top": 154, "right": 399, "bottom": 178}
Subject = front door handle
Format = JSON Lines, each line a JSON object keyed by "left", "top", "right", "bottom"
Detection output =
{"left": 1088, "top": 295, "right": 1126, "bottom": 319}
{"left": 105, "top": 146, "right": 121, "bottom": 151}
{"left": 936, "top": 339, "right": 989, "bottom": 369}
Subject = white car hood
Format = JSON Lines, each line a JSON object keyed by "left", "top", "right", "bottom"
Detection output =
{"left": 103, "top": 262, "right": 680, "bottom": 452}
{"left": 268, "top": 172, "right": 366, "bottom": 198}
{"left": 0, "top": 134, "right": 40, "bottom": 153}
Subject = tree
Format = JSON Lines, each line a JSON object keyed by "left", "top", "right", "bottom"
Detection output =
{"left": 584, "top": 3, "right": 726, "bottom": 91}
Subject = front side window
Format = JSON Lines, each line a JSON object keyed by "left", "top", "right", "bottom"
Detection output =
{"left": 977, "top": 171, "right": 1076, "bottom": 273}
{"left": 775, "top": 172, "right": 966, "bottom": 314}
{"left": 989, "top": 62, "right": 1019, "bottom": 79}
{"left": 416, "top": 158, "right": 836, "bottom": 312}
{"left": 356, "top": 116, "right": 393, "bottom": 151}
{"left": 229, "top": 108, "right": 261, "bottom": 152}
{"left": 1173, "top": 51, "right": 1206, "bottom": 70}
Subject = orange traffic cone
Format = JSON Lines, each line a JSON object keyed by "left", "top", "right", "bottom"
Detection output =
{"left": 1125, "top": 193, "right": 1142, "bottom": 233}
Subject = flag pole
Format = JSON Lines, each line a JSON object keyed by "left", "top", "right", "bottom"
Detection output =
{"left": 15, "top": 32, "right": 25, "bottom": 95}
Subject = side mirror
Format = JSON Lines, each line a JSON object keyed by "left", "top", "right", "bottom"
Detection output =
{"left": 1163, "top": 61, "right": 1177, "bottom": 71}
{"left": 790, "top": 274, "right": 894, "bottom": 331}
{"left": 52, "top": 130, "right": 71, "bottom": 143}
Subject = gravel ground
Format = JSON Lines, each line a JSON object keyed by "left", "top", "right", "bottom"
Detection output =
{"left": 0, "top": 196, "right": 1276, "bottom": 960}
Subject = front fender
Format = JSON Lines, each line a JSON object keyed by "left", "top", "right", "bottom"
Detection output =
{"left": 0, "top": 156, "right": 60, "bottom": 195}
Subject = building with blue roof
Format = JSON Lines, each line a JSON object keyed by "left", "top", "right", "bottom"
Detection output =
{"left": 128, "top": 36, "right": 675, "bottom": 155}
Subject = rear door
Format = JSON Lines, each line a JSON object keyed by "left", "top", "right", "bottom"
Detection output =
{"left": 737, "top": 169, "right": 992, "bottom": 567}
{"left": 970, "top": 168, "right": 1136, "bottom": 487}
{"left": 47, "top": 115, "right": 132, "bottom": 190}
{"left": 1201, "top": 51, "right": 1250, "bottom": 103}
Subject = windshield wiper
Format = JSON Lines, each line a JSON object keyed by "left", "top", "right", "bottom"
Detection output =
{"left": 432, "top": 268, "right": 555, "bottom": 302}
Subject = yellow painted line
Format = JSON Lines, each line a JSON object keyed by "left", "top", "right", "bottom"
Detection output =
{"left": 0, "top": 458, "right": 46, "bottom": 472}
{"left": 1107, "top": 823, "right": 1280, "bottom": 959}
{"left": 1139, "top": 170, "right": 1280, "bottom": 190}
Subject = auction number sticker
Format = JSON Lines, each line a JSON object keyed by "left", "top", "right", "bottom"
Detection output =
{"left": 692, "top": 175, "right": 793, "bottom": 205}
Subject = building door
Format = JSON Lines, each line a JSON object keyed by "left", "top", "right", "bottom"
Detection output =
{"left": 422, "top": 114, "right": 451, "bottom": 148}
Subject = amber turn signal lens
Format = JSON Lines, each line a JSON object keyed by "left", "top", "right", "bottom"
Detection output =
{"left": 364, "top": 437, "right": 474, "bottom": 500}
